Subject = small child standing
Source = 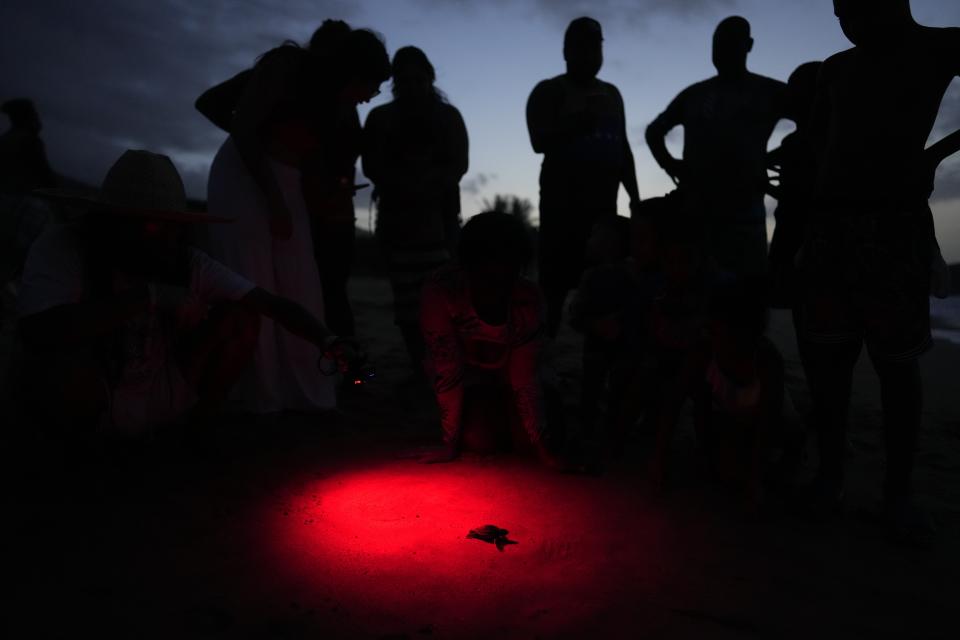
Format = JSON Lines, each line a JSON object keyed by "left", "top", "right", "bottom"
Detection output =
{"left": 568, "top": 215, "right": 656, "bottom": 441}
{"left": 650, "top": 282, "right": 788, "bottom": 512}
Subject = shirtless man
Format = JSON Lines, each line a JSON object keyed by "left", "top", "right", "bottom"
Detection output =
{"left": 800, "top": 0, "right": 960, "bottom": 537}
{"left": 646, "top": 16, "right": 789, "bottom": 279}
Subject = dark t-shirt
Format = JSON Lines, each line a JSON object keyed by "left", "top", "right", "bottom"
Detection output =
{"left": 362, "top": 99, "right": 469, "bottom": 245}
{"left": 527, "top": 75, "right": 628, "bottom": 212}
{"left": 650, "top": 73, "right": 787, "bottom": 219}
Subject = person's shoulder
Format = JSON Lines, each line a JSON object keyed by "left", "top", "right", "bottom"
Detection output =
{"left": 822, "top": 48, "right": 855, "bottom": 73}
{"left": 678, "top": 77, "right": 716, "bottom": 100}
{"left": 596, "top": 78, "right": 623, "bottom": 96}
{"left": 530, "top": 75, "right": 565, "bottom": 97}
{"left": 921, "top": 25, "right": 960, "bottom": 55}
{"left": 366, "top": 102, "right": 393, "bottom": 117}
{"left": 748, "top": 72, "right": 788, "bottom": 91}
{"left": 438, "top": 102, "right": 464, "bottom": 121}
{"left": 364, "top": 102, "right": 393, "bottom": 127}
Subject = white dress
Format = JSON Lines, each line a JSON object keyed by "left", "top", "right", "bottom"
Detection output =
{"left": 205, "top": 136, "right": 335, "bottom": 413}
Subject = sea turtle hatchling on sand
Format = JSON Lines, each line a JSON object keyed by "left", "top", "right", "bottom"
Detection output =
{"left": 466, "top": 525, "right": 517, "bottom": 551}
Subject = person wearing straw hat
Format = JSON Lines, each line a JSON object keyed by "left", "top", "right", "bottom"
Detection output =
{"left": 17, "top": 150, "right": 357, "bottom": 437}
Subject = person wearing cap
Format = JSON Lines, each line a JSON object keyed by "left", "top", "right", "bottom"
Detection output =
{"left": 17, "top": 150, "right": 357, "bottom": 437}
{"left": 646, "top": 16, "right": 789, "bottom": 279}
{"left": 526, "top": 16, "right": 642, "bottom": 338}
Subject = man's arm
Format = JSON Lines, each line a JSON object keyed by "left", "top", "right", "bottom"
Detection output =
{"left": 526, "top": 79, "right": 597, "bottom": 155}
{"left": 195, "top": 69, "right": 252, "bottom": 133}
{"left": 645, "top": 93, "right": 685, "bottom": 185}
{"left": 443, "top": 105, "right": 470, "bottom": 185}
{"left": 613, "top": 87, "right": 641, "bottom": 206}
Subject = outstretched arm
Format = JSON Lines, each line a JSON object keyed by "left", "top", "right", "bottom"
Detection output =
{"left": 240, "top": 287, "right": 333, "bottom": 347}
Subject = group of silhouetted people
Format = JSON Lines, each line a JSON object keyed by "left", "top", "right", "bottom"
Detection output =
{"left": 4, "top": 1, "right": 959, "bottom": 541}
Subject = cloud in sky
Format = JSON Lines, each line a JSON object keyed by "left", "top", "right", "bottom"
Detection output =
{"left": 0, "top": 0, "right": 358, "bottom": 192}
{"left": 531, "top": 0, "right": 738, "bottom": 27}
{"left": 412, "top": 0, "right": 738, "bottom": 31}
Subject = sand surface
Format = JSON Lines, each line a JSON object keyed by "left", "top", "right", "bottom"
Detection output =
{"left": 7, "top": 276, "right": 960, "bottom": 639}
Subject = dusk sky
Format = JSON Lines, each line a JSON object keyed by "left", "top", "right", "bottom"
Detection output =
{"left": 3, "top": 0, "right": 959, "bottom": 259}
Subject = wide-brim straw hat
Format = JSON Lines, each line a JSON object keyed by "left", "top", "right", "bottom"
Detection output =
{"left": 35, "top": 149, "right": 232, "bottom": 224}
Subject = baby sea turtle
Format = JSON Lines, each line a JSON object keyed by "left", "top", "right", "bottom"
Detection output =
{"left": 466, "top": 524, "right": 517, "bottom": 551}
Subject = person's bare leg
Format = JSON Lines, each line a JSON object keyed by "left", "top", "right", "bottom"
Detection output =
{"left": 804, "top": 339, "right": 862, "bottom": 502}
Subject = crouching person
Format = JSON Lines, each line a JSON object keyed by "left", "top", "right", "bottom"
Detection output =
{"left": 17, "top": 150, "right": 356, "bottom": 441}
{"left": 419, "top": 212, "right": 562, "bottom": 467}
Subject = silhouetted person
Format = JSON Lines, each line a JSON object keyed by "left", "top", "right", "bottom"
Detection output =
{"left": 767, "top": 61, "right": 822, "bottom": 313}
{"left": 362, "top": 46, "right": 469, "bottom": 378}
{"left": 203, "top": 29, "right": 390, "bottom": 413}
{"left": 419, "top": 212, "right": 562, "bottom": 469}
{"left": 0, "top": 99, "right": 58, "bottom": 303}
{"left": 567, "top": 215, "right": 656, "bottom": 443}
{"left": 196, "top": 20, "right": 363, "bottom": 338}
{"left": 799, "top": 0, "right": 960, "bottom": 538}
{"left": 0, "top": 99, "right": 55, "bottom": 195}
{"left": 646, "top": 16, "right": 788, "bottom": 279}
{"left": 18, "top": 150, "right": 358, "bottom": 439}
{"left": 527, "top": 17, "right": 641, "bottom": 338}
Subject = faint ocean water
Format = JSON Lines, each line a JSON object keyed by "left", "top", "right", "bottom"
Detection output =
{"left": 931, "top": 295, "right": 960, "bottom": 346}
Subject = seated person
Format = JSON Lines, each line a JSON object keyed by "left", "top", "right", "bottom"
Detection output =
{"left": 568, "top": 214, "right": 659, "bottom": 440}
{"left": 17, "top": 150, "right": 357, "bottom": 438}
{"left": 419, "top": 211, "right": 560, "bottom": 467}
{"left": 649, "top": 281, "right": 787, "bottom": 512}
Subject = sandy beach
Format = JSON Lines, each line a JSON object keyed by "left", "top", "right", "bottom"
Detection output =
{"left": 6, "top": 275, "right": 960, "bottom": 639}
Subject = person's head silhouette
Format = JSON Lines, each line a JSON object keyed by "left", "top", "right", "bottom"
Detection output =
{"left": 334, "top": 29, "right": 391, "bottom": 105}
{"left": 832, "top": 0, "right": 914, "bottom": 48}
{"left": 785, "top": 61, "right": 822, "bottom": 127}
{"left": 712, "top": 16, "right": 753, "bottom": 79}
{"left": 2, "top": 98, "right": 42, "bottom": 134}
{"left": 564, "top": 17, "right": 603, "bottom": 83}
{"left": 391, "top": 46, "right": 438, "bottom": 103}
{"left": 308, "top": 19, "right": 351, "bottom": 58}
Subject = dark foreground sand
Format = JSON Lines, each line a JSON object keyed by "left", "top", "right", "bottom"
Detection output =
{"left": 7, "top": 277, "right": 960, "bottom": 639}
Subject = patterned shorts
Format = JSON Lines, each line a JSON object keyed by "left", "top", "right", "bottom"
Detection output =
{"left": 799, "top": 206, "right": 933, "bottom": 362}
